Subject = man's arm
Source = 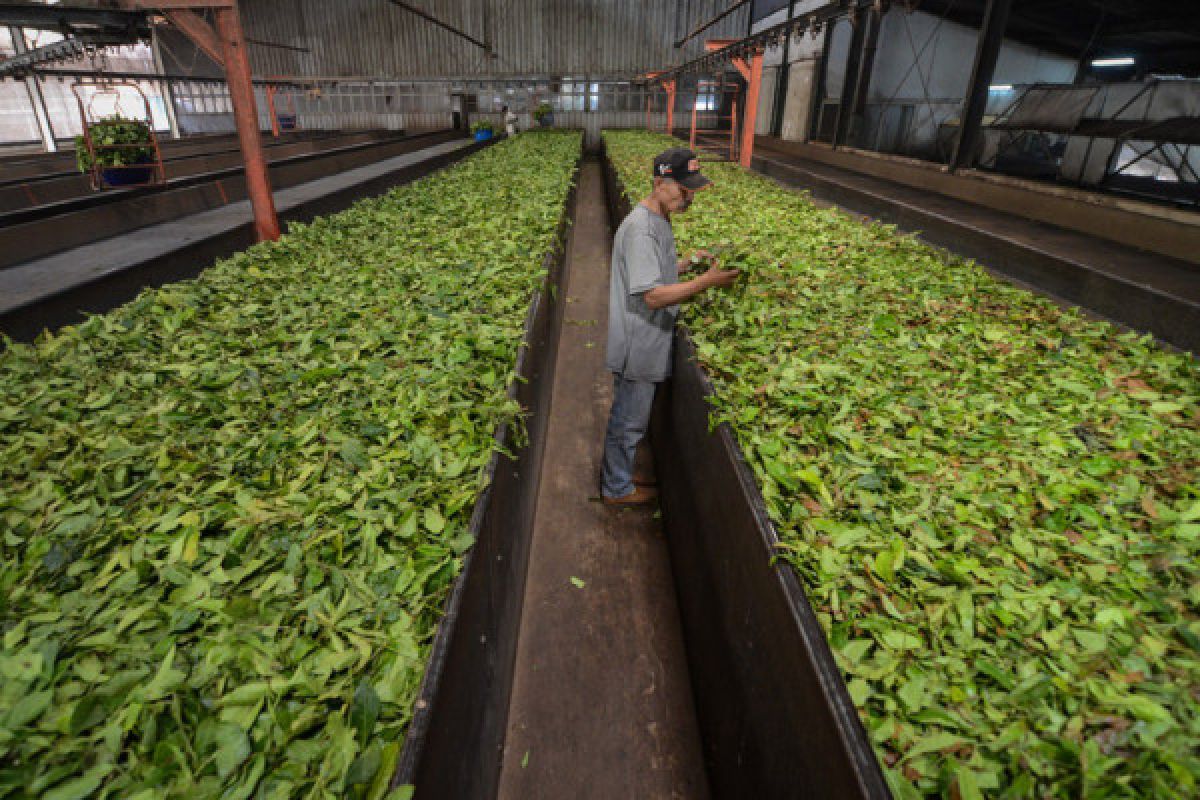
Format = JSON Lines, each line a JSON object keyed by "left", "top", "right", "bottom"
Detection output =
{"left": 644, "top": 265, "right": 740, "bottom": 310}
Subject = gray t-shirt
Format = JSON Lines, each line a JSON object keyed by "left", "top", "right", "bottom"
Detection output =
{"left": 605, "top": 203, "right": 679, "bottom": 382}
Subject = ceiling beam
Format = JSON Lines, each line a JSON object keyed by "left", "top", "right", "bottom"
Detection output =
{"left": 0, "top": 2, "right": 150, "bottom": 36}
{"left": 675, "top": 0, "right": 752, "bottom": 49}
{"left": 162, "top": 10, "right": 224, "bottom": 67}
{"left": 384, "top": 0, "right": 491, "bottom": 54}
{"left": 1102, "top": 17, "right": 1200, "bottom": 37}
{"left": 647, "top": 0, "right": 879, "bottom": 81}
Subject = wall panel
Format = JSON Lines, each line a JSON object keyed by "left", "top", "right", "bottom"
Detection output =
{"left": 240, "top": 0, "right": 751, "bottom": 79}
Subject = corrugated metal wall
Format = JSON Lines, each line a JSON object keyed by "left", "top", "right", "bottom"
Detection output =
{"left": 240, "top": 0, "right": 751, "bottom": 79}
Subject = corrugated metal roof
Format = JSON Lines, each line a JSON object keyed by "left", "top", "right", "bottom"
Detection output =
{"left": 241, "top": 0, "right": 752, "bottom": 79}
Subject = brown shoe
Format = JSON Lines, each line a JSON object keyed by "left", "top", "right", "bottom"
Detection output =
{"left": 602, "top": 486, "right": 659, "bottom": 506}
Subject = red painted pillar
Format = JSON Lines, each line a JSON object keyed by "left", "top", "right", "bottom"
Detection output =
{"left": 214, "top": 2, "right": 280, "bottom": 241}
{"left": 664, "top": 80, "right": 677, "bottom": 135}
{"left": 689, "top": 102, "right": 697, "bottom": 149}
{"left": 739, "top": 51, "right": 764, "bottom": 168}
{"left": 266, "top": 84, "right": 280, "bottom": 138}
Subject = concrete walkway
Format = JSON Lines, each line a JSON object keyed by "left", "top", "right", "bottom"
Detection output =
{"left": 496, "top": 161, "right": 709, "bottom": 799}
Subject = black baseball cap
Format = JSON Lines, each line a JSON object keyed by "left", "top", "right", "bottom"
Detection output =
{"left": 652, "top": 147, "right": 711, "bottom": 190}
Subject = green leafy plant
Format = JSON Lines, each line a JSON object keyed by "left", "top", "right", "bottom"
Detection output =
{"left": 533, "top": 102, "right": 554, "bottom": 123}
{"left": 0, "top": 131, "right": 581, "bottom": 798}
{"left": 470, "top": 120, "right": 495, "bottom": 135}
{"left": 75, "top": 115, "right": 155, "bottom": 173}
{"left": 606, "top": 130, "right": 1200, "bottom": 800}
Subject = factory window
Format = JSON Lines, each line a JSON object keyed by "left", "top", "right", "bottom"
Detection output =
{"left": 0, "top": 30, "right": 41, "bottom": 145}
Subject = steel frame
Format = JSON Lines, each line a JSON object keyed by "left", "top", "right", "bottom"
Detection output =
{"left": 950, "top": 0, "right": 1013, "bottom": 170}
{"left": 110, "top": 0, "right": 277, "bottom": 241}
{"left": 687, "top": 76, "right": 741, "bottom": 162}
{"left": 71, "top": 79, "right": 167, "bottom": 190}
{"left": 674, "top": 0, "right": 752, "bottom": 49}
{"left": 980, "top": 78, "right": 1200, "bottom": 199}
{"left": 6, "top": 24, "right": 57, "bottom": 151}
{"left": 645, "top": 2, "right": 886, "bottom": 168}
{"left": 648, "top": 0, "right": 880, "bottom": 81}
{"left": 646, "top": 38, "right": 763, "bottom": 167}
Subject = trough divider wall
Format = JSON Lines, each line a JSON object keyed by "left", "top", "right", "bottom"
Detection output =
{"left": 392, "top": 142, "right": 584, "bottom": 798}
{"left": 600, "top": 139, "right": 891, "bottom": 799}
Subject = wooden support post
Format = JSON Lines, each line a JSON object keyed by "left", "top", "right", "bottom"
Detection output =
{"left": 951, "top": 0, "right": 1013, "bottom": 170}
{"left": 213, "top": 3, "right": 280, "bottom": 241}
{"left": 690, "top": 102, "right": 698, "bottom": 149}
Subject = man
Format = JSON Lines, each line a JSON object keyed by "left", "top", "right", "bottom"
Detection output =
{"left": 601, "top": 148, "right": 740, "bottom": 506}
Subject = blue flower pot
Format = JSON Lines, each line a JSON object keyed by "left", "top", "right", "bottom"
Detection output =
{"left": 100, "top": 159, "right": 155, "bottom": 187}
{"left": 473, "top": 129, "right": 493, "bottom": 142}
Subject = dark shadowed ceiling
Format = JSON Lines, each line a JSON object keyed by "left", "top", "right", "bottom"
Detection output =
{"left": 917, "top": 0, "right": 1200, "bottom": 76}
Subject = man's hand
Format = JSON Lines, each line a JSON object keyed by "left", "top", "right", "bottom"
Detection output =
{"left": 679, "top": 249, "right": 715, "bottom": 273}
{"left": 698, "top": 264, "right": 740, "bottom": 289}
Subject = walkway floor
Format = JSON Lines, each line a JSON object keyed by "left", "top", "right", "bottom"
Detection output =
{"left": 496, "top": 161, "right": 709, "bottom": 799}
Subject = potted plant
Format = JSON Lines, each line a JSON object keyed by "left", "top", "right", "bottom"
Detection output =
{"left": 75, "top": 115, "right": 157, "bottom": 187}
{"left": 471, "top": 120, "right": 495, "bottom": 142}
{"left": 533, "top": 101, "right": 554, "bottom": 128}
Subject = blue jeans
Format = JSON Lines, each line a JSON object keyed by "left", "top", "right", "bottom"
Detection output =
{"left": 601, "top": 374, "right": 658, "bottom": 498}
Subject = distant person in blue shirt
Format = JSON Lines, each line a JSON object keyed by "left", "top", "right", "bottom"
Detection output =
{"left": 601, "top": 148, "right": 740, "bottom": 505}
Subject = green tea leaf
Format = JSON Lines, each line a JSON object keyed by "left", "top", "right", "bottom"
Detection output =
{"left": 42, "top": 765, "right": 113, "bottom": 800}
{"left": 605, "top": 130, "right": 1200, "bottom": 798}
{"left": 0, "top": 132, "right": 582, "bottom": 796}
{"left": 350, "top": 681, "right": 381, "bottom": 744}
{"left": 212, "top": 723, "right": 252, "bottom": 778}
